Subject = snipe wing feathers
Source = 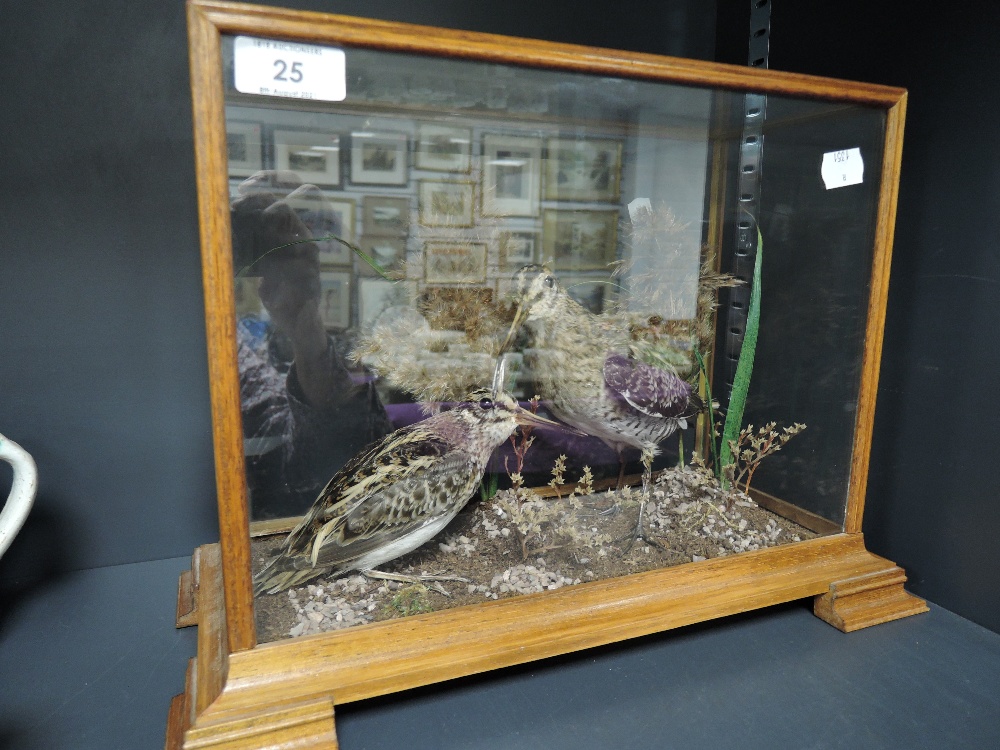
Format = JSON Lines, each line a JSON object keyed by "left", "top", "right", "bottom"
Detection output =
{"left": 603, "top": 353, "right": 698, "bottom": 420}
{"left": 284, "top": 425, "right": 475, "bottom": 571}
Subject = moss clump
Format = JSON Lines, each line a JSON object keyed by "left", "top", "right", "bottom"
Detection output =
{"left": 386, "top": 585, "right": 434, "bottom": 617}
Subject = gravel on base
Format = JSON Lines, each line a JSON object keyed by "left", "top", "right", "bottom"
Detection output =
{"left": 252, "top": 466, "right": 816, "bottom": 642}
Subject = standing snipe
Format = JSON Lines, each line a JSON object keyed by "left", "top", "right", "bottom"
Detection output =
{"left": 502, "top": 265, "right": 703, "bottom": 549}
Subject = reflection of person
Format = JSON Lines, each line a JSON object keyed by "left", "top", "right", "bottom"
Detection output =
{"left": 232, "top": 171, "right": 392, "bottom": 519}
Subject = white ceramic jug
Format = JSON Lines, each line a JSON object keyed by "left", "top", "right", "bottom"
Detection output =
{"left": 0, "top": 432, "right": 38, "bottom": 559}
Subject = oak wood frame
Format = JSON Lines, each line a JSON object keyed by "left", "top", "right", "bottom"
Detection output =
{"left": 175, "top": 1, "right": 922, "bottom": 747}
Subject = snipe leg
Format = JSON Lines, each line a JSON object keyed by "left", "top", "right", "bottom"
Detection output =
{"left": 621, "top": 447, "right": 665, "bottom": 554}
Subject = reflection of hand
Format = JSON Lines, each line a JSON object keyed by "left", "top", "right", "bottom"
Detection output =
{"left": 233, "top": 175, "right": 349, "bottom": 408}
{"left": 256, "top": 201, "right": 327, "bottom": 360}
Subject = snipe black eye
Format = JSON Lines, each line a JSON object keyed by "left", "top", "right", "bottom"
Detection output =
{"left": 479, "top": 398, "right": 494, "bottom": 410}
{"left": 544, "top": 276, "right": 555, "bottom": 288}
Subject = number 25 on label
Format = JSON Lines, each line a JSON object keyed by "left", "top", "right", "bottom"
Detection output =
{"left": 234, "top": 36, "right": 346, "bottom": 102}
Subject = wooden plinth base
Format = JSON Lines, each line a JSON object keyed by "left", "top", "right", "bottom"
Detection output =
{"left": 814, "top": 564, "right": 928, "bottom": 632}
{"left": 166, "top": 691, "right": 337, "bottom": 750}
{"left": 165, "top": 533, "right": 926, "bottom": 750}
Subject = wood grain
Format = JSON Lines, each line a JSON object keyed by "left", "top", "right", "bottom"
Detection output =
{"left": 190, "top": 544, "right": 231, "bottom": 716}
{"left": 165, "top": 692, "right": 188, "bottom": 750}
{"left": 176, "top": 567, "right": 199, "bottom": 628}
{"left": 172, "top": 535, "right": 926, "bottom": 748}
{"left": 184, "top": 695, "right": 338, "bottom": 749}
{"left": 749, "top": 488, "right": 842, "bottom": 535}
{"left": 844, "top": 94, "right": 908, "bottom": 533}
{"left": 190, "top": 0, "right": 904, "bottom": 105}
{"left": 194, "top": 534, "right": 913, "bottom": 718}
{"left": 188, "top": 0, "right": 257, "bottom": 653}
{"left": 178, "top": 5, "right": 917, "bottom": 747}
{"left": 814, "top": 562, "right": 928, "bottom": 632}
{"left": 185, "top": 0, "right": 909, "bottom": 693}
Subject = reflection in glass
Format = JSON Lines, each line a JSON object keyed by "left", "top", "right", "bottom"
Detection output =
{"left": 231, "top": 176, "right": 393, "bottom": 521}
{"left": 217, "top": 37, "right": 886, "bottom": 640}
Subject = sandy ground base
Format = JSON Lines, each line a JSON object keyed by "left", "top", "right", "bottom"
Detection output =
{"left": 252, "top": 466, "right": 817, "bottom": 643}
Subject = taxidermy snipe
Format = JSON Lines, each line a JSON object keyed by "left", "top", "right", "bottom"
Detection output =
{"left": 502, "top": 265, "right": 703, "bottom": 549}
{"left": 254, "top": 387, "right": 563, "bottom": 595}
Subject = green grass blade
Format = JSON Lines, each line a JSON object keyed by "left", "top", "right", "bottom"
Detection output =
{"left": 719, "top": 228, "right": 763, "bottom": 489}
{"left": 236, "top": 234, "right": 391, "bottom": 279}
{"left": 479, "top": 471, "right": 499, "bottom": 502}
{"left": 694, "top": 348, "right": 720, "bottom": 479}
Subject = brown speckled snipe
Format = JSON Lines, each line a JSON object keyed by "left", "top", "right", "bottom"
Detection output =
{"left": 254, "top": 390, "right": 562, "bottom": 595}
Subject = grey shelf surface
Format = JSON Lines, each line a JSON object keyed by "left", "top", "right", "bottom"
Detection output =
{"left": 1, "top": 556, "right": 998, "bottom": 750}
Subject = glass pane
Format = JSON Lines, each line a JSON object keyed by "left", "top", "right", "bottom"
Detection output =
{"left": 217, "top": 36, "right": 886, "bottom": 641}
{"left": 738, "top": 99, "right": 885, "bottom": 527}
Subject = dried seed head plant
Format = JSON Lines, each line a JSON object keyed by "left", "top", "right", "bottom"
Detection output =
{"left": 726, "top": 422, "right": 807, "bottom": 496}
{"left": 492, "top": 451, "right": 612, "bottom": 561}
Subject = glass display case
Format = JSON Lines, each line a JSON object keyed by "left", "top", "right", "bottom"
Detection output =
{"left": 168, "top": 3, "right": 925, "bottom": 748}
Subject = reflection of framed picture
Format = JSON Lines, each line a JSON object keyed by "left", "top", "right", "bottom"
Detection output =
{"left": 362, "top": 196, "right": 410, "bottom": 237}
{"left": 544, "top": 137, "right": 622, "bottom": 202}
{"left": 561, "top": 273, "right": 612, "bottom": 314}
{"left": 323, "top": 198, "right": 355, "bottom": 263}
{"left": 273, "top": 130, "right": 341, "bottom": 186}
{"left": 424, "top": 241, "right": 488, "bottom": 284}
{"left": 357, "top": 235, "right": 407, "bottom": 277}
{"left": 498, "top": 231, "right": 537, "bottom": 269}
{"left": 482, "top": 134, "right": 541, "bottom": 217}
{"left": 419, "top": 180, "right": 475, "bottom": 227}
{"left": 416, "top": 124, "right": 472, "bottom": 172}
{"left": 542, "top": 209, "right": 619, "bottom": 270}
{"left": 318, "top": 271, "right": 351, "bottom": 329}
{"left": 350, "top": 131, "right": 408, "bottom": 185}
{"left": 226, "top": 121, "right": 263, "bottom": 177}
{"left": 359, "top": 278, "right": 401, "bottom": 327}
{"left": 284, "top": 190, "right": 355, "bottom": 265}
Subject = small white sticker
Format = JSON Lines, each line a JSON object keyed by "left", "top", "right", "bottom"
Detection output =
{"left": 234, "top": 36, "right": 346, "bottom": 102}
{"left": 821, "top": 148, "right": 864, "bottom": 190}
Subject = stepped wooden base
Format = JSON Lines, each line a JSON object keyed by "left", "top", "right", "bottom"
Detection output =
{"left": 165, "top": 533, "right": 925, "bottom": 750}
{"left": 165, "top": 544, "right": 340, "bottom": 749}
{"left": 814, "top": 564, "right": 928, "bottom": 632}
{"left": 166, "top": 691, "right": 338, "bottom": 750}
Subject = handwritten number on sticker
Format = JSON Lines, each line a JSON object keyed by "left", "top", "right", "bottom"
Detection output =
{"left": 821, "top": 148, "right": 863, "bottom": 190}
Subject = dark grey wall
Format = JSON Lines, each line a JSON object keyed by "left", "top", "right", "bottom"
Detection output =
{"left": 719, "top": 0, "right": 1000, "bottom": 633}
{"left": 0, "top": 1, "right": 217, "bottom": 583}
{"left": 0, "top": 1, "right": 715, "bottom": 582}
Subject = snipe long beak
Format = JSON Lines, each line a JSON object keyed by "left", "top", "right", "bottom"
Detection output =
{"left": 513, "top": 405, "right": 586, "bottom": 435}
{"left": 500, "top": 302, "right": 530, "bottom": 355}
